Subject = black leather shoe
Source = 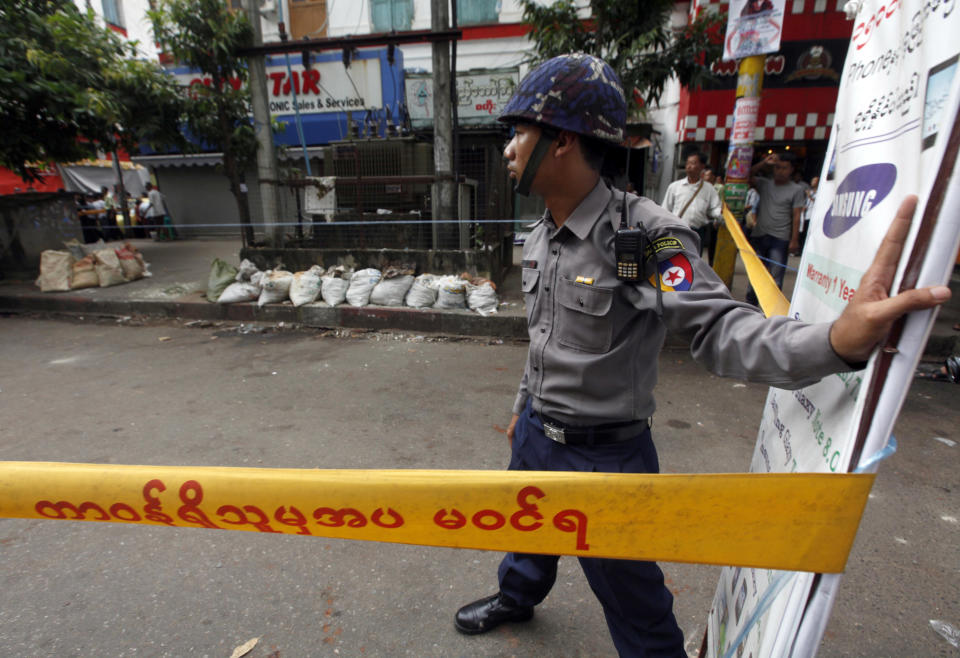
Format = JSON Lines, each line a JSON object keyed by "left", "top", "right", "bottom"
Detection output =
{"left": 454, "top": 592, "right": 534, "bottom": 635}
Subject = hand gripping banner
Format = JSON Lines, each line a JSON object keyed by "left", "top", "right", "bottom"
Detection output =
{"left": 0, "top": 462, "right": 873, "bottom": 573}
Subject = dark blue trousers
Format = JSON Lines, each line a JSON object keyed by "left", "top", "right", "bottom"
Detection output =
{"left": 745, "top": 234, "right": 789, "bottom": 306}
{"left": 498, "top": 402, "right": 685, "bottom": 657}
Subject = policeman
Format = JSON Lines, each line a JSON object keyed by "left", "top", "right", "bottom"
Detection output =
{"left": 452, "top": 54, "right": 950, "bottom": 656}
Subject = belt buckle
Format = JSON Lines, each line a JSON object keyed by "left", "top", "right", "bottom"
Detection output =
{"left": 543, "top": 421, "right": 566, "bottom": 444}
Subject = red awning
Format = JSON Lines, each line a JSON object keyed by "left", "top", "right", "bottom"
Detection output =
{"left": 677, "top": 87, "right": 839, "bottom": 143}
{"left": 0, "top": 166, "right": 65, "bottom": 196}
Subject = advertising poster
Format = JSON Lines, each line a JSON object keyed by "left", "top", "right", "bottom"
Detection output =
{"left": 707, "top": 0, "right": 960, "bottom": 656}
{"left": 405, "top": 69, "right": 519, "bottom": 128}
{"left": 723, "top": 0, "right": 787, "bottom": 61}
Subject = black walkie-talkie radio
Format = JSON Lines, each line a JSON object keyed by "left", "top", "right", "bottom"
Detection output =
{"left": 615, "top": 224, "right": 644, "bottom": 281}
{"left": 615, "top": 148, "right": 644, "bottom": 282}
{"left": 613, "top": 158, "right": 664, "bottom": 314}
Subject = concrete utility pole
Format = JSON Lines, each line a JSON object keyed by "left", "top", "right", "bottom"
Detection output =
{"left": 431, "top": 0, "right": 456, "bottom": 243}
{"left": 243, "top": 0, "right": 282, "bottom": 247}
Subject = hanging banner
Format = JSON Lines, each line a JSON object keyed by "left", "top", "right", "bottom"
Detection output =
{"left": 707, "top": 0, "right": 960, "bottom": 655}
{"left": 0, "top": 462, "right": 875, "bottom": 574}
{"left": 723, "top": 0, "right": 787, "bottom": 61}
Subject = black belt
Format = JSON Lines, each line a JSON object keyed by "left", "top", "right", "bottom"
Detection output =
{"left": 536, "top": 412, "right": 649, "bottom": 446}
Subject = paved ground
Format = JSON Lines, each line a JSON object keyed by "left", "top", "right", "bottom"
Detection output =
{"left": 0, "top": 317, "right": 957, "bottom": 657}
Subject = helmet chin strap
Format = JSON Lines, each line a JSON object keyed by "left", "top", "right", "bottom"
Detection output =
{"left": 514, "top": 130, "right": 557, "bottom": 197}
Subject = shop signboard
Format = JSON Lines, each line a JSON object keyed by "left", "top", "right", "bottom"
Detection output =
{"left": 169, "top": 57, "right": 383, "bottom": 117}
{"left": 405, "top": 68, "right": 519, "bottom": 128}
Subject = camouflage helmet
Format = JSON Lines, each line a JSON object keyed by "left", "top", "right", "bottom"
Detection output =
{"left": 499, "top": 53, "right": 626, "bottom": 144}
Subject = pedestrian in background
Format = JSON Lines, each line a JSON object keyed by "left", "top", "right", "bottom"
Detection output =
{"left": 661, "top": 150, "right": 721, "bottom": 262}
{"left": 800, "top": 175, "right": 819, "bottom": 249}
{"left": 101, "top": 185, "right": 123, "bottom": 241}
{"left": 144, "top": 182, "right": 168, "bottom": 240}
{"left": 75, "top": 193, "right": 102, "bottom": 244}
{"left": 744, "top": 184, "right": 760, "bottom": 234}
{"left": 452, "top": 52, "right": 950, "bottom": 657}
{"left": 745, "top": 152, "right": 806, "bottom": 305}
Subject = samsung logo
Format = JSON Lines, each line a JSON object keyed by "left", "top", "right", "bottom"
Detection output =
{"left": 823, "top": 163, "right": 897, "bottom": 238}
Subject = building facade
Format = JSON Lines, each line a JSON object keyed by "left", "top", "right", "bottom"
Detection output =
{"left": 670, "top": 0, "right": 852, "bottom": 190}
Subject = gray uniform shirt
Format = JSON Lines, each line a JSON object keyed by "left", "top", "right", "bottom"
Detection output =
{"left": 513, "top": 179, "right": 850, "bottom": 426}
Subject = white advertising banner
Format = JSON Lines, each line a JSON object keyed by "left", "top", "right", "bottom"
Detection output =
{"left": 172, "top": 58, "right": 383, "bottom": 116}
{"left": 723, "top": 0, "right": 787, "bottom": 61}
{"left": 707, "top": 0, "right": 960, "bottom": 656}
{"left": 405, "top": 69, "right": 519, "bottom": 128}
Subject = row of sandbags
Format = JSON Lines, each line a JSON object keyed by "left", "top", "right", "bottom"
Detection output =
{"left": 207, "top": 259, "right": 499, "bottom": 315}
{"left": 35, "top": 243, "right": 150, "bottom": 292}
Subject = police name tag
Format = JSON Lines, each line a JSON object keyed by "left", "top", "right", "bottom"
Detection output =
{"left": 643, "top": 237, "right": 684, "bottom": 260}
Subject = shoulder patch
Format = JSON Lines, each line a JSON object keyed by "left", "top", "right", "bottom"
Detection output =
{"left": 648, "top": 253, "right": 694, "bottom": 291}
{"left": 643, "top": 236, "right": 684, "bottom": 260}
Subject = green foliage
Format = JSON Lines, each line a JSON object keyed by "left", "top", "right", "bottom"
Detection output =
{"left": 0, "top": 0, "right": 184, "bottom": 181}
{"left": 150, "top": 0, "right": 257, "bottom": 237}
{"left": 150, "top": 0, "right": 256, "bottom": 172}
{"left": 520, "top": 0, "right": 725, "bottom": 112}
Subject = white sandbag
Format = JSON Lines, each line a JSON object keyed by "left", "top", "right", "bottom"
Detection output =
{"left": 467, "top": 281, "right": 499, "bottom": 316}
{"left": 70, "top": 255, "right": 99, "bottom": 289}
{"left": 257, "top": 269, "right": 293, "bottom": 307}
{"left": 93, "top": 249, "right": 127, "bottom": 287}
{"left": 81, "top": 238, "right": 107, "bottom": 256}
{"left": 62, "top": 239, "right": 86, "bottom": 261}
{"left": 289, "top": 266, "right": 323, "bottom": 307}
{"left": 236, "top": 258, "right": 260, "bottom": 282}
{"left": 320, "top": 276, "right": 349, "bottom": 306}
{"left": 433, "top": 275, "right": 467, "bottom": 309}
{"left": 346, "top": 268, "right": 382, "bottom": 307}
{"left": 404, "top": 274, "right": 438, "bottom": 308}
{"left": 370, "top": 274, "right": 414, "bottom": 307}
{"left": 36, "top": 250, "right": 74, "bottom": 292}
{"left": 115, "top": 245, "right": 145, "bottom": 281}
{"left": 217, "top": 281, "right": 260, "bottom": 304}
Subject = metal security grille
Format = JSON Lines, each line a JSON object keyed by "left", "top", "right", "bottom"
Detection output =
{"left": 254, "top": 134, "right": 514, "bottom": 282}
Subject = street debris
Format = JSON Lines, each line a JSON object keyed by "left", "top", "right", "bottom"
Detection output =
{"left": 930, "top": 620, "right": 959, "bottom": 648}
{"left": 229, "top": 636, "right": 260, "bottom": 658}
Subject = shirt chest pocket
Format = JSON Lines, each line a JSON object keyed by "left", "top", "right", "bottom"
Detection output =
{"left": 521, "top": 267, "right": 540, "bottom": 294}
{"left": 521, "top": 267, "right": 540, "bottom": 322}
{"left": 557, "top": 278, "right": 614, "bottom": 353}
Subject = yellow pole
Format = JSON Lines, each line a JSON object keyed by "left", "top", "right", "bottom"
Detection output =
{"left": 714, "top": 55, "right": 766, "bottom": 289}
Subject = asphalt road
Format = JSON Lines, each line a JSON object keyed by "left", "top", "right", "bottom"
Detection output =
{"left": 0, "top": 316, "right": 956, "bottom": 657}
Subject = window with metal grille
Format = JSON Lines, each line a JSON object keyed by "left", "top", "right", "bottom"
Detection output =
{"left": 370, "top": 0, "right": 412, "bottom": 32}
{"left": 290, "top": 0, "right": 328, "bottom": 39}
{"left": 456, "top": 0, "right": 498, "bottom": 25}
{"left": 102, "top": 0, "right": 123, "bottom": 26}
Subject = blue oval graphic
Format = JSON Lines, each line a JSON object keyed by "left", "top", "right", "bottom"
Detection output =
{"left": 822, "top": 163, "right": 897, "bottom": 238}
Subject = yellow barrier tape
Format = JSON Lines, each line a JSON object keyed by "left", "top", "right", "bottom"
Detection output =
{"left": 0, "top": 462, "right": 874, "bottom": 573}
{"left": 722, "top": 203, "right": 791, "bottom": 317}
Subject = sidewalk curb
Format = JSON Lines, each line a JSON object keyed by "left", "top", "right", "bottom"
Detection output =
{"left": 2, "top": 288, "right": 949, "bottom": 356}
{"left": 0, "top": 291, "right": 532, "bottom": 339}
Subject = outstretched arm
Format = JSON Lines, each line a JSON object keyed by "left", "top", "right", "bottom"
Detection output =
{"left": 829, "top": 195, "right": 952, "bottom": 363}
